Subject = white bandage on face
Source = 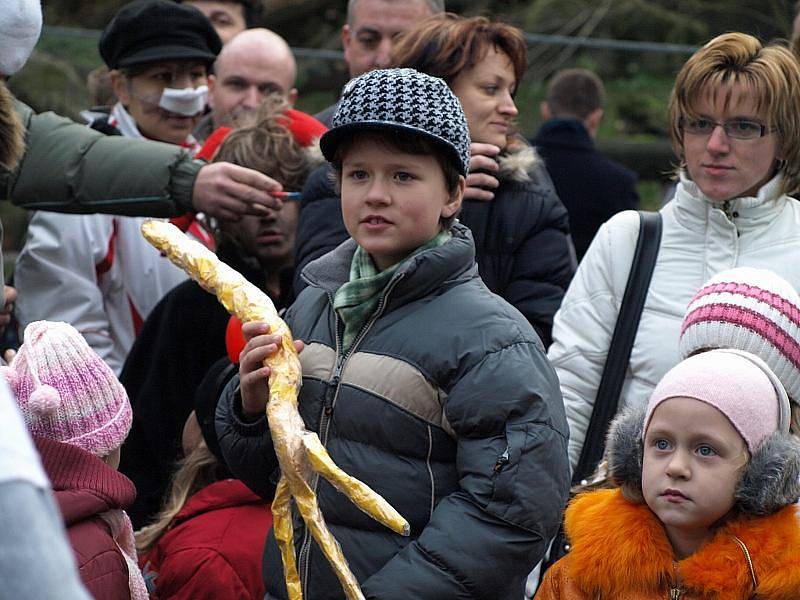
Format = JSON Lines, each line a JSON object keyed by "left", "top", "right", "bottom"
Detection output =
{"left": 158, "top": 85, "right": 208, "bottom": 116}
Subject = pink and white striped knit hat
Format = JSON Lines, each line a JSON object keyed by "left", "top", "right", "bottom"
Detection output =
{"left": 680, "top": 267, "right": 800, "bottom": 403}
{"left": 1, "top": 321, "right": 132, "bottom": 457}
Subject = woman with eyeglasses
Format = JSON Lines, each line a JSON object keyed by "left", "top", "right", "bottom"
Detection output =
{"left": 547, "top": 33, "right": 800, "bottom": 473}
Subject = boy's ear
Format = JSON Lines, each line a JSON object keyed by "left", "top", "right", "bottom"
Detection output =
{"left": 735, "top": 433, "right": 800, "bottom": 515}
{"left": 442, "top": 175, "right": 466, "bottom": 219}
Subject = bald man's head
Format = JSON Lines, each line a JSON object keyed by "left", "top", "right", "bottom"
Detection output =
{"left": 208, "top": 28, "right": 298, "bottom": 128}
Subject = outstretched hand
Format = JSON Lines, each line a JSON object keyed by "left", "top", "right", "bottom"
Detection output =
{"left": 239, "top": 321, "right": 304, "bottom": 417}
{"left": 192, "top": 162, "right": 286, "bottom": 221}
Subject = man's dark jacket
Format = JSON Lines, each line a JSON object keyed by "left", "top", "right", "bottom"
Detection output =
{"left": 531, "top": 118, "right": 639, "bottom": 260}
{"left": 218, "top": 224, "right": 570, "bottom": 599}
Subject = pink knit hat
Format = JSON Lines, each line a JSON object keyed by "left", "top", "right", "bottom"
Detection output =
{"left": 1, "top": 321, "right": 132, "bottom": 457}
{"left": 643, "top": 349, "right": 791, "bottom": 452}
{"left": 680, "top": 267, "right": 800, "bottom": 403}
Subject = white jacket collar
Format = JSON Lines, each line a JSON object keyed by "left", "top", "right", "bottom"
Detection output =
{"left": 674, "top": 172, "right": 787, "bottom": 232}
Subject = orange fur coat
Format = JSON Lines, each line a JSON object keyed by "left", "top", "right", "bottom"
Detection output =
{"left": 536, "top": 488, "right": 800, "bottom": 599}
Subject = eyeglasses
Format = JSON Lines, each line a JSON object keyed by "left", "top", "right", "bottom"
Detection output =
{"left": 679, "top": 117, "right": 775, "bottom": 140}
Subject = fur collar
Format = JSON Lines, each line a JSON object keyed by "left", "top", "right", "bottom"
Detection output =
{"left": 0, "top": 82, "right": 24, "bottom": 171}
{"left": 496, "top": 138, "right": 543, "bottom": 182}
{"left": 565, "top": 488, "right": 800, "bottom": 599}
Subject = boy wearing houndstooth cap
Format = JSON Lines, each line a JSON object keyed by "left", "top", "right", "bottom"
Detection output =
{"left": 537, "top": 349, "right": 800, "bottom": 599}
{"left": 219, "top": 68, "right": 570, "bottom": 599}
{"left": 2, "top": 321, "right": 148, "bottom": 599}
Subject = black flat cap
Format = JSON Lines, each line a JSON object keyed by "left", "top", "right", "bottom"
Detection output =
{"left": 99, "top": 0, "right": 222, "bottom": 69}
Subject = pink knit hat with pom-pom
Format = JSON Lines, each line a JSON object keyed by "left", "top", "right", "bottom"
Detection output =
{"left": 2, "top": 321, "right": 132, "bottom": 457}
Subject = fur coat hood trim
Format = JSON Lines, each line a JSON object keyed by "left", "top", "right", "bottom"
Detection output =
{"left": 564, "top": 488, "right": 800, "bottom": 599}
{"left": 497, "top": 139, "right": 542, "bottom": 182}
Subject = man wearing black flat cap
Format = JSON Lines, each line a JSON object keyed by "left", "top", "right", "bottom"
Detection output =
{"left": 93, "top": 0, "right": 221, "bottom": 146}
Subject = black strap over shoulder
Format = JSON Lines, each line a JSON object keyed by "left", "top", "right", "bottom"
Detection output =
{"left": 540, "top": 211, "right": 663, "bottom": 583}
{"left": 572, "top": 210, "right": 662, "bottom": 484}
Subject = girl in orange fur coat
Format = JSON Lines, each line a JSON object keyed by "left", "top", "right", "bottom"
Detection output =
{"left": 537, "top": 349, "right": 800, "bottom": 599}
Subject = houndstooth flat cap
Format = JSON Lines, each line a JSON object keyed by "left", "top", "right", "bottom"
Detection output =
{"left": 320, "top": 68, "right": 471, "bottom": 176}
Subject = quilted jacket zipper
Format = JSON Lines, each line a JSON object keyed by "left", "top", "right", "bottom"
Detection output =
{"left": 297, "top": 275, "right": 405, "bottom": 594}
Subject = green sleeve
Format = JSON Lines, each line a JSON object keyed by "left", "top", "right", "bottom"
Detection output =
{"left": 2, "top": 101, "right": 202, "bottom": 216}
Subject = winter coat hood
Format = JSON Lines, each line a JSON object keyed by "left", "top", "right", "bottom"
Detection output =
{"left": 34, "top": 435, "right": 135, "bottom": 523}
{"left": 171, "top": 478, "right": 263, "bottom": 525}
{"left": 139, "top": 478, "right": 271, "bottom": 600}
{"left": 555, "top": 488, "right": 800, "bottom": 599}
{"left": 34, "top": 436, "right": 141, "bottom": 600}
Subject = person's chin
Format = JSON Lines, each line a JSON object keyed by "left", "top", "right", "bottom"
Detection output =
{"left": 479, "top": 131, "right": 508, "bottom": 151}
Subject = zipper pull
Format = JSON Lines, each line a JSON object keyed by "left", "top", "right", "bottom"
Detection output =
{"left": 493, "top": 447, "right": 510, "bottom": 473}
{"left": 669, "top": 588, "right": 683, "bottom": 600}
{"left": 324, "top": 376, "right": 340, "bottom": 416}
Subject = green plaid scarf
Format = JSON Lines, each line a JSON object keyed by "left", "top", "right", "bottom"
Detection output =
{"left": 333, "top": 231, "right": 451, "bottom": 354}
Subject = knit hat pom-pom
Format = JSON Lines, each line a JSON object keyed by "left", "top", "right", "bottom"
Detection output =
{"left": 28, "top": 384, "right": 61, "bottom": 416}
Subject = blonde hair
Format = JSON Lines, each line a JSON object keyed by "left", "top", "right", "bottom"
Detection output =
{"left": 668, "top": 32, "right": 800, "bottom": 197}
{"left": 135, "top": 442, "right": 223, "bottom": 554}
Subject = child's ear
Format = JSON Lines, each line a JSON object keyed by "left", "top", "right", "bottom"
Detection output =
{"left": 735, "top": 433, "right": 800, "bottom": 515}
{"left": 442, "top": 176, "right": 466, "bottom": 219}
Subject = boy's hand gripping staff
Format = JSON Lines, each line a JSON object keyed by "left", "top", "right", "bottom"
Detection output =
{"left": 141, "top": 220, "right": 409, "bottom": 600}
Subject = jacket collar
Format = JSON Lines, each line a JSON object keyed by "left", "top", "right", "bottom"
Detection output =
{"left": 301, "top": 222, "right": 478, "bottom": 309}
{"left": 565, "top": 488, "right": 800, "bottom": 598}
{"left": 672, "top": 172, "right": 787, "bottom": 233}
{"left": 33, "top": 436, "right": 136, "bottom": 525}
{"left": 172, "top": 479, "right": 263, "bottom": 526}
{"left": 532, "top": 118, "right": 594, "bottom": 152}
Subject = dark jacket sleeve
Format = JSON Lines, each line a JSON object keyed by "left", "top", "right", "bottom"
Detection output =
{"left": 361, "top": 340, "right": 571, "bottom": 600}
{"left": 618, "top": 164, "right": 640, "bottom": 211}
{"left": 215, "top": 375, "right": 280, "bottom": 501}
{"left": 293, "top": 163, "right": 349, "bottom": 295}
{"left": 1, "top": 100, "right": 200, "bottom": 216}
{"left": 502, "top": 178, "right": 576, "bottom": 347}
